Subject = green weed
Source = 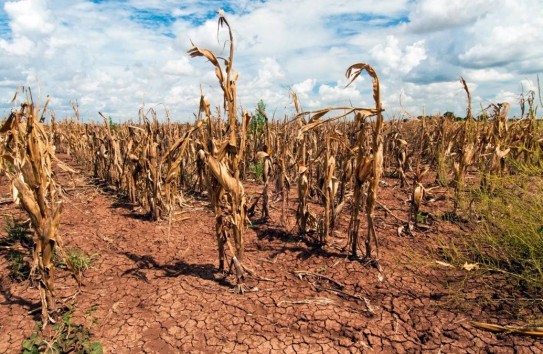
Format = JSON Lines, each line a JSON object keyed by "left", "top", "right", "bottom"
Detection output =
{"left": 447, "top": 173, "right": 543, "bottom": 293}
{"left": 7, "top": 250, "right": 30, "bottom": 281}
{"left": 22, "top": 307, "right": 103, "bottom": 354}
{"left": 3, "top": 217, "right": 32, "bottom": 246}
{"left": 2, "top": 217, "right": 32, "bottom": 281}
{"left": 249, "top": 161, "right": 264, "bottom": 183}
{"left": 63, "top": 248, "right": 95, "bottom": 276}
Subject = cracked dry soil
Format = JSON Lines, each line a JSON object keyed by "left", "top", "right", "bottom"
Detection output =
{"left": 1, "top": 158, "right": 542, "bottom": 353}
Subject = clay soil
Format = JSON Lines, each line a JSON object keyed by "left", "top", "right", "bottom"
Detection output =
{"left": 1, "top": 156, "right": 542, "bottom": 353}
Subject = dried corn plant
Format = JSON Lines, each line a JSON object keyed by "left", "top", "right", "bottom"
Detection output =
{"left": 272, "top": 121, "right": 291, "bottom": 227}
{"left": 188, "top": 10, "right": 250, "bottom": 293}
{"left": 248, "top": 105, "right": 273, "bottom": 220}
{"left": 321, "top": 135, "right": 337, "bottom": 244}
{"left": 409, "top": 115, "right": 430, "bottom": 226}
{"left": 479, "top": 103, "right": 511, "bottom": 192}
{"left": 345, "top": 63, "right": 384, "bottom": 260}
{"left": 290, "top": 74, "right": 380, "bottom": 247}
{"left": 393, "top": 133, "right": 409, "bottom": 188}
{"left": 293, "top": 110, "right": 358, "bottom": 242}
{"left": 0, "top": 95, "right": 75, "bottom": 326}
{"left": 433, "top": 115, "right": 456, "bottom": 187}
{"left": 337, "top": 134, "right": 355, "bottom": 206}
{"left": 292, "top": 92, "right": 311, "bottom": 235}
{"left": 452, "top": 78, "right": 477, "bottom": 212}
{"left": 58, "top": 107, "right": 201, "bottom": 222}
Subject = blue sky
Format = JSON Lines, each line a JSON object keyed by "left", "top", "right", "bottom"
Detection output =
{"left": 0, "top": 0, "right": 541, "bottom": 121}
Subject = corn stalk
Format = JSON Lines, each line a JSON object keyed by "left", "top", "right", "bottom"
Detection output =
{"left": 0, "top": 97, "right": 75, "bottom": 326}
{"left": 452, "top": 78, "right": 476, "bottom": 212}
{"left": 346, "top": 63, "right": 384, "bottom": 260}
{"left": 188, "top": 10, "right": 249, "bottom": 293}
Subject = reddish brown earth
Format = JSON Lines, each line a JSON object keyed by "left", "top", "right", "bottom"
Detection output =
{"left": 1, "top": 157, "right": 542, "bottom": 353}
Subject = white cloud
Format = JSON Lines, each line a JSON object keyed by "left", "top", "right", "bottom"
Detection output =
{"left": 250, "top": 57, "right": 285, "bottom": 88}
{"left": 519, "top": 79, "right": 537, "bottom": 94}
{"left": 5, "top": 0, "right": 54, "bottom": 35}
{"left": 292, "top": 79, "right": 316, "bottom": 98}
{"left": 0, "top": 0, "right": 540, "bottom": 121}
{"left": 164, "top": 84, "right": 199, "bottom": 107}
{"left": 406, "top": 0, "right": 496, "bottom": 33}
{"left": 319, "top": 81, "right": 362, "bottom": 104}
{"left": 0, "top": 35, "right": 33, "bottom": 55}
{"left": 289, "top": 79, "right": 318, "bottom": 109}
{"left": 399, "top": 81, "right": 479, "bottom": 116}
{"left": 494, "top": 90, "right": 519, "bottom": 106}
{"left": 457, "top": 1, "right": 543, "bottom": 71}
{"left": 462, "top": 68, "right": 514, "bottom": 82}
{"left": 161, "top": 58, "right": 194, "bottom": 76}
{"left": 370, "top": 36, "right": 426, "bottom": 75}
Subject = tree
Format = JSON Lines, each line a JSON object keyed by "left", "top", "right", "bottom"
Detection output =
{"left": 251, "top": 99, "right": 266, "bottom": 136}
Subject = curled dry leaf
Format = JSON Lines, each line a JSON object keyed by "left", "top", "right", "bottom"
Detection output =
{"left": 413, "top": 183, "right": 424, "bottom": 210}
{"left": 462, "top": 262, "right": 479, "bottom": 271}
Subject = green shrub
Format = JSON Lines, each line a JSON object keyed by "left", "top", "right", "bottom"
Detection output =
{"left": 449, "top": 173, "right": 543, "bottom": 292}
{"left": 22, "top": 308, "right": 102, "bottom": 354}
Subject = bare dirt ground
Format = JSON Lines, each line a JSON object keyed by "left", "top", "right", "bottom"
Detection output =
{"left": 1, "top": 156, "right": 543, "bottom": 353}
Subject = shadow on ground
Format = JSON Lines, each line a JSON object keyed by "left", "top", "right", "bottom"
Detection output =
{"left": 121, "top": 251, "right": 233, "bottom": 288}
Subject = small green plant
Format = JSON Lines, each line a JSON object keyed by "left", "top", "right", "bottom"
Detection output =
{"left": 249, "top": 161, "right": 264, "bottom": 183}
{"left": 63, "top": 248, "right": 95, "bottom": 276}
{"left": 108, "top": 116, "right": 119, "bottom": 132}
{"left": 21, "top": 326, "right": 41, "bottom": 354}
{"left": 8, "top": 250, "right": 31, "bottom": 281}
{"left": 3, "top": 217, "right": 32, "bottom": 246}
{"left": 22, "top": 308, "right": 103, "bottom": 354}
{"left": 2, "top": 217, "right": 32, "bottom": 281}
{"left": 415, "top": 212, "right": 428, "bottom": 225}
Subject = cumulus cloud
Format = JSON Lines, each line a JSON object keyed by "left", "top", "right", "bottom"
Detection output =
{"left": 161, "top": 58, "right": 194, "bottom": 76}
{"left": 461, "top": 68, "right": 514, "bottom": 82}
{"left": 5, "top": 0, "right": 54, "bottom": 35}
{"left": 519, "top": 79, "right": 538, "bottom": 94}
{"left": 319, "top": 81, "right": 362, "bottom": 105}
{"left": 456, "top": 1, "right": 543, "bottom": 72}
{"left": 494, "top": 90, "right": 519, "bottom": 105}
{"left": 370, "top": 36, "right": 427, "bottom": 75}
{"left": 0, "top": 0, "right": 539, "bottom": 120}
{"left": 406, "top": 0, "right": 496, "bottom": 33}
{"left": 0, "top": 0, "right": 54, "bottom": 56}
{"left": 250, "top": 57, "right": 285, "bottom": 88}
{"left": 292, "top": 79, "right": 315, "bottom": 97}
{"left": 400, "top": 81, "right": 477, "bottom": 116}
